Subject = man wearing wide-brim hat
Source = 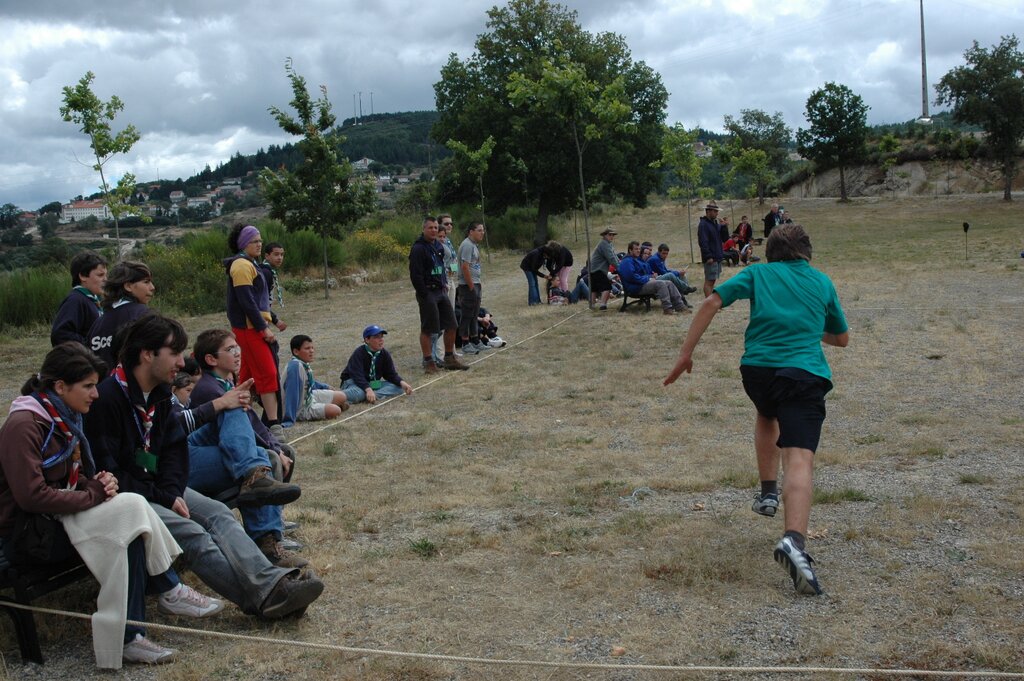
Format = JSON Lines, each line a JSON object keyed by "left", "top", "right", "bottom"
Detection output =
{"left": 697, "top": 201, "right": 727, "bottom": 298}
{"left": 589, "top": 228, "right": 619, "bottom": 309}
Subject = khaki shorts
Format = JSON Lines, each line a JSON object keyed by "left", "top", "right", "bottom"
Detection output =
{"left": 297, "top": 389, "right": 336, "bottom": 421}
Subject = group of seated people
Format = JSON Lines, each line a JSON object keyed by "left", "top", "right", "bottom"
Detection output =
{"left": 721, "top": 216, "right": 763, "bottom": 267}
{"left": 0, "top": 250, "right": 430, "bottom": 668}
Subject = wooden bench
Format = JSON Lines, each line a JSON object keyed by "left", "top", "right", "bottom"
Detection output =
{"left": 619, "top": 292, "right": 654, "bottom": 312}
{"left": 0, "top": 552, "right": 91, "bottom": 664}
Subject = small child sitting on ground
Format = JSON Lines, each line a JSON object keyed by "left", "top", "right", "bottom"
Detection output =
{"left": 281, "top": 335, "right": 349, "bottom": 426}
{"left": 340, "top": 325, "right": 413, "bottom": 405}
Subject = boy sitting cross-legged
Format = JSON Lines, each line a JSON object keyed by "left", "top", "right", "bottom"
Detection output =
{"left": 281, "top": 335, "right": 349, "bottom": 426}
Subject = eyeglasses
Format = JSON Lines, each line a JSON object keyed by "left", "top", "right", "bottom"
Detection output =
{"left": 219, "top": 345, "right": 241, "bottom": 357}
{"left": 442, "top": 222, "right": 453, "bottom": 226}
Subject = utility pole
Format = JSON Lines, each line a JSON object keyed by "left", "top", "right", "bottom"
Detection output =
{"left": 353, "top": 93, "right": 357, "bottom": 124}
{"left": 358, "top": 91, "right": 363, "bottom": 123}
{"left": 370, "top": 91, "right": 374, "bottom": 116}
{"left": 918, "top": 0, "right": 931, "bottom": 123}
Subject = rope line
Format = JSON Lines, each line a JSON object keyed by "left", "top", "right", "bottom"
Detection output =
{"left": 5, "top": 603, "right": 1022, "bottom": 677}
{"left": 286, "top": 310, "right": 584, "bottom": 446}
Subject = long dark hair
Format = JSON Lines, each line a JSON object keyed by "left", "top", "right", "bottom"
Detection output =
{"left": 21, "top": 342, "right": 105, "bottom": 396}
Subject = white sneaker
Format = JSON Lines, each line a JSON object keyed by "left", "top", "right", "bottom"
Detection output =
{"left": 488, "top": 337, "right": 506, "bottom": 348}
{"left": 123, "top": 634, "right": 176, "bottom": 664}
{"left": 461, "top": 342, "right": 480, "bottom": 355}
{"left": 158, "top": 584, "right": 225, "bottom": 618}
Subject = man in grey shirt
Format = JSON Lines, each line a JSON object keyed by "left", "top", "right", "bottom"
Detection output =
{"left": 457, "top": 222, "right": 488, "bottom": 354}
{"left": 589, "top": 228, "right": 619, "bottom": 309}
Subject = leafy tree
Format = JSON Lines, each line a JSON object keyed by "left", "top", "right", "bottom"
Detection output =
{"left": 37, "top": 212, "right": 60, "bottom": 239}
{"left": 0, "top": 203, "right": 20, "bottom": 231}
{"left": 260, "top": 59, "right": 375, "bottom": 298}
{"left": 722, "top": 109, "right": 791, "bottom": 204}
{"left": 655, "top": 124, "right": 705, "bottom": 263}
{"left": 796, "top": 82, "right": 870, "bottom": 202}
{"left": 433, "top": 0, "right": 667, "bottom": 244}
{"left": 936, "top": 35, "right": 1024, "bottom": 201}
{"left": 38, "top": 201, "right": 62, "bottom": 215}
{"left": 59, "top": 71, "right": 142, "bottom": 252}
{"left": 446, "top": 135, "right": 496, "bottom": 259}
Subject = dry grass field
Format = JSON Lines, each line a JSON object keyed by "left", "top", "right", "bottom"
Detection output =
{"left": 1, "top": 195, "right": 1022, "bottom": 680}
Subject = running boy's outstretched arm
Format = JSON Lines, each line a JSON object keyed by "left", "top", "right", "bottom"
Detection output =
{"left": 663, "top": 293, "right": 723, "bottom": 385}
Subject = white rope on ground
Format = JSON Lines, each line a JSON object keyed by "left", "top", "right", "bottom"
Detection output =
{"left": 4, "top": 603, "right": 1022, "bottom": 678}
{"left": 286, "top": 309, "right": 584, "bottom": 446}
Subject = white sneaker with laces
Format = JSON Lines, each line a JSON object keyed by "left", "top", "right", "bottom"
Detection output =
{"left": 773, "top": 536, "right": 823, "bottom": 595}
{"left": 123, "top": 634, "right": 176, "bottom": 664}
{"left": 158, "top": 583, "right": 225, "bottom": 618}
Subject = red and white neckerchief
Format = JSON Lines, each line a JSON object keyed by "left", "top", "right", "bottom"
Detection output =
{"left": 35, "top": 392, "right": 81, "bottom": 489}
{"left": 113, "top": 364, "right": 155, "bottom": 452}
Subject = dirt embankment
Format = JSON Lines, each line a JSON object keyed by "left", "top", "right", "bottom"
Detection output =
{"left": 788, "top": 158, "right": 1023, "bottom": 198}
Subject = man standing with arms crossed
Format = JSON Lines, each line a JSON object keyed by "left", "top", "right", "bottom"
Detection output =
{"left": 697, "top": 201, "right": 726, "bottom": 299}
{"left": 409, "top": 216, "right": 468, "bottom": 373}
{"left": 457, "top": 222, "right": 488, "bottom": 354}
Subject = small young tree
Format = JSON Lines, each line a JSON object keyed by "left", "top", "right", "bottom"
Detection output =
{"left": 936, "top": 35, "right": 1024, "bottom": 201}
{"left": 655, "top": 124, "right": 704, "bottom": 263}
{"left": 60, "top": 72, "right": 142, "bottom": 254}
{"left": 446, "top": 136, "right": 496, "bottom": 260}
{"left": 260, "top": 59, "right": 375, "bottom": 298}
{"left": 796, "top": 82, "right": 870, "bottom": 202}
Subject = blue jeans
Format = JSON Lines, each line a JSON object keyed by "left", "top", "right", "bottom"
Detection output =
{"left": 570, "top": 279, "right": 589, "bottom": 303}
{"left": 126, "top": 537, "right": 178, "bottom": 642}
{"left": 188, "top": 409, "right": 283, "bottom": 541}
{"left": 151, "top": 488, "right": 290, "bottom": 615}
{"left": 341, "top": 378, "right": 404, "bottom": 404}
{"left": 524, "top": 271, "right": 542, "bottom": 305}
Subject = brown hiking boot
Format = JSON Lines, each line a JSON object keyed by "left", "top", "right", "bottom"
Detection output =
{"left": 259, "top": 569, "right": 324, "bottom": 619}
{"left": 257, "top": 534, "right": 309, "bottom": 568}
{"left": 443, "top": 355, "right": 469, "bottom": 371}
{"left": 423, "top": 360, "right": 440, "bottom": 374}
{"left": 237, "top": 466, "right": 301, "bottom": 507}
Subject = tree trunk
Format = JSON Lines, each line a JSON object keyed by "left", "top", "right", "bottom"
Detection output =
{"left": 322, "top": 231, "right": 330, "bottom": 299}
{"left": 533, "top": 199, "right": 550, "bottom": 246}
{"left": 1003, "top": 157, "right": 1014, "bottom": 201}
{"left": 839, "top": 165, "right": 849, "bottom": 202}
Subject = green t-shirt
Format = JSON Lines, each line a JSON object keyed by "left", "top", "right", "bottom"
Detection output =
{"left": 713, "top": 260, "right": 848, "bottom": 381}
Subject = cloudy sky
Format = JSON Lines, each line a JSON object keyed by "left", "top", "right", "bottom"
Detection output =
{"left": 1, "top": 0, "right": 1020, "bottom": 210}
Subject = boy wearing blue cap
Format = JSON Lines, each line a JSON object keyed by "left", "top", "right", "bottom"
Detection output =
{"left": 340, "top": 326, "right": 414, "bottom": 404}
{"left": 281, "top": 335, "right": 349, "bottom": 425}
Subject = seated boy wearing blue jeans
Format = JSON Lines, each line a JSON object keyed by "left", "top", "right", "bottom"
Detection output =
{"left": 340, "top": 325, "right": 413, "bottom": 405}
{"left": 281, "top": 335, "right": 348, "bottom": 425}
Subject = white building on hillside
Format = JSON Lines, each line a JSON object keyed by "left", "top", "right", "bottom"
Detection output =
{"left": 60, "top": 200, "right": 111, "bottom": 224}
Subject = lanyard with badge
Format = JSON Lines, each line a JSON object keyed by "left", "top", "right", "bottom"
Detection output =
{"left": 364, "top": 346, "right": 383, "bottom": 390}
{"left": 113, "top": 364, "right": 159, "bottom": 473}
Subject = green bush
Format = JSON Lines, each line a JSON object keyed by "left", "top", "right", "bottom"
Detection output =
{"left": 142, "top": 243, "right": 225, "bottom": 315}
{"left": 345, "top": 230, "right": 406, "bottom": 263}
{"left": 0, "top": 267, "right": 67, "bottom": 332}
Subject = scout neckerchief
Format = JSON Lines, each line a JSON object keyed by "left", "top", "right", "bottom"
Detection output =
{"left": 208, "top": 371, "right": 234, "bottom": 394}
{"left": 296, "top": 359, "right": 315, "bottom": 410}
{"left": 261, "top": 259, "right": 284, "bottom": 308}
{"left": 113, "top": 363, "right": 159, "bottom": 473}
{"left": 363, "top": 345, "right": 383, "bottom": 390}
{"left": 34, "top": 392, "right": 81, "bottom": 489}
{"left": 74, "top": 286, "right": 103, "bottom": 315}
{"left": 111, "top": 296, "right": 136, "bottom": 310}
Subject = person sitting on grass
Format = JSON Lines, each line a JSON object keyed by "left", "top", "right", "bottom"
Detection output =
{"left": 282, "top": 334, "right": 349, "bottom": 425}
{"left": 187, "top": 329, "right": 306, "bottom": 568}
{"left": 51, "top": 251, "right": 107, "bottom": 347}
{"left": 340, "top": 325, "right": 413, "bottom": 405}
{"left": 664, "top": 224, "right": 849, "bottom": 596}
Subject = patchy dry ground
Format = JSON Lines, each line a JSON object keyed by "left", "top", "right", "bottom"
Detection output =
{"left": 1, "top": 196, "right": 1022, "bottom": 680}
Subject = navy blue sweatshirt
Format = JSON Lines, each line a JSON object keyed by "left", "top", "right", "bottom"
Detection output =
{"left": 86, "top": 301, "right": 149, "bottom": 372}
{"left": 50, "top": 289, "right": 102, "bottom": 346}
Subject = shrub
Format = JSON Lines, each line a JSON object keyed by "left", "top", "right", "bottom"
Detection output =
{"left": 0, "top": 267, "right": 67, "bottom": 332}
{"left": 345, "top": 230, "right": 406, "bottom": 264}
{"left": 143, "top": 243, "right": 225, "bottom": 315}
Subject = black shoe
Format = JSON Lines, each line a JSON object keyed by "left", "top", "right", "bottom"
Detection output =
{"left": 259, "top": 569, "right": 324, "bottom": 619}
{"left": 237, "top": 467, "right": 301, "bottom": 507}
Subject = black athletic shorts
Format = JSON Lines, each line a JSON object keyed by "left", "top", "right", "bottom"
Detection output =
{"left": 740, "top": 365, "right": 833, "bottom": 453}
{"left": 590, "top": 271, "right": 612, "bottom": 294}
{"left": 416, "top": 289, "right": 457, "bottom": 335}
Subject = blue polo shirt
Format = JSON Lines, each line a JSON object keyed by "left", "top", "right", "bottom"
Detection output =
{"left": 714, "top": 260, "right": 847, "bottom": 380}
